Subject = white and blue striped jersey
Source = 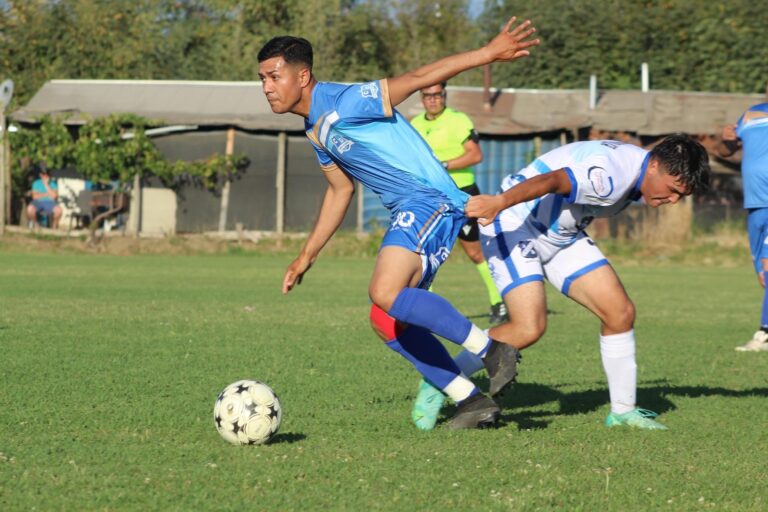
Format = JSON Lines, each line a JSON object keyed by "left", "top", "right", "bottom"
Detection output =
{"left": 305, "top": 80, "right": 468, "bottom": 211}
{"left": 736, "top": 103, "right": 768, "bottom": 209}
{"left": 498, "top": 140, "right": 649, "bottom": 246}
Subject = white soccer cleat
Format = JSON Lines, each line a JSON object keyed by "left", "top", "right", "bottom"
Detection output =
{"left": 735, "top": 330, "right": 768, "bottom": 352}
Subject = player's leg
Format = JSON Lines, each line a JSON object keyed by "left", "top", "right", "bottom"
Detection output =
{"left": 410, "top": 219, "right": 545, "bottom": 430}
{"left": 52, "top": 204, "right": 63, "bottom": 229}
{"left": 371, "top": 205, "right": 520, "bottom": 395}
{"left": 26, "top": 202, "right": 38, "bottom": 228}
{"left": 550, "top": 238, "right": 666, "bottom": 430}
{"left": 370, "top": 204, "right": 515, "bottom": 428}
{"left": 459, "top": 183, "right": 507, "bottom": 324}
{"left": 737, "top": 208, "right": 768, "bottom": 351}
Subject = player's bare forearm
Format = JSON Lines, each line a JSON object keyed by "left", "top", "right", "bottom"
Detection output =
{"left": 387, "top": 17, "right": 539, "bottom": 106}
{"left": 283, "top": 180, "right": 354, "bottom": 294}
{"left": 297, "top": 168, "right": 355, "bottom": 264}
{"left": 446, "top": 141, "right": 482, "bottom": 170}
{"left": 716, "top": 139, "right": 741, "bottom": 159}
{"left": 465, "top": 169, "right": 571, "bottom": 224}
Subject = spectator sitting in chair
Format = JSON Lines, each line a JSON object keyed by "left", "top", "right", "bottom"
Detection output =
{"left": 27, "top": 166, "right": 62, "bottom": 229}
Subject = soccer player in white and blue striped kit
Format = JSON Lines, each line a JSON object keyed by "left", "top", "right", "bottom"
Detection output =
{"left": 718, "top": 103, "right": 768, "bottom": 352}
{"left": 257, "top": 17, "right": 540, "bottom": 429}
{"left": 413, "top": 135, "right": 710, "bottom": 430}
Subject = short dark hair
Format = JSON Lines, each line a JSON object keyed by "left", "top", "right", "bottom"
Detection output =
{"left": 257, "top": 36, "right": 313, "bottom": 70}
{"left": 649, "top": 133, "right": 711, "bottom": 195}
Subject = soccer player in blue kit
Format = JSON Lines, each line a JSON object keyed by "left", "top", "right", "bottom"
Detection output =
{"left": 257, "top": 18, "right": 540, "bottom": 429}
{"left": 413, "top": 135, "right": 711, "bottom": 430}
{"left": 718, "top": 103, "right": 768, "bottom": 352}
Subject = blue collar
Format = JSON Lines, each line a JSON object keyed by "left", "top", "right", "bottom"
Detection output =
{"left": 630, "top": 153, "right": 651, "bottom": 201}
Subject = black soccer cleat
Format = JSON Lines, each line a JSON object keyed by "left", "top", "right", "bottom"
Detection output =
{"left": 449, "top": 393, "right": 500, "bottom": 429}
{"left": 483, "top": 340, "right": 521, "bottom": 397}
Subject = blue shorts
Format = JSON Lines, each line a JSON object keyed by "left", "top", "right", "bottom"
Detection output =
{"left": 32, "top": 199, "right": 57, "bottom": 215}
{"left": 381, "top": 199, "right": 465, "bottom": 289}
{"left": 747, "top": 208, "right": 768, "bottom": 274}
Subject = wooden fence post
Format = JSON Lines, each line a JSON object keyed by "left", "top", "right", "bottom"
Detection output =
{"left": 218, "top": 127, "right": 235, "bottom": 232}
{"left": 276, "top": 132, "right": 286, "bottom": 235}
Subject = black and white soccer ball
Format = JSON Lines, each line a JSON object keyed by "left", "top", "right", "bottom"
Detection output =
{"left": 213, "top": 380, "right": 282, "bottom": 445}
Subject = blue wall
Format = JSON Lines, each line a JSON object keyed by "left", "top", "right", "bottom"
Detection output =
{"left": 362, "top": 136, "right": 563, "bottom": 231}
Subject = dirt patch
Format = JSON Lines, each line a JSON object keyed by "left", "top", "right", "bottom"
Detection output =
{"left": 0, "top": 227, "right": 381, "bottom": 257}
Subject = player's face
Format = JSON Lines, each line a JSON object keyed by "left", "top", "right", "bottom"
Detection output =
{"left": 258, "top": 57, "right": 307, "bottom": 114}
{"left": 420, "top": 84, "right": 446, "bottom": 116}
{"left": 641, "top": 161, "right": 689, "bottom": 207}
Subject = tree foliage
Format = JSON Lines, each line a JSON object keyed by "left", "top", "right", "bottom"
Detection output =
{"left": 9, "top": 115, "right": 248, "bottom": 194}
{"left": 480, "top": 0, "right": 768, "bottom": 92}
{"left": 0, "top": 0, "right": 765, "bottom": 106}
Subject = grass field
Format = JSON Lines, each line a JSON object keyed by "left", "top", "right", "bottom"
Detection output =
{"left": 1, "top": 249, "right": 766, "bottom": 511}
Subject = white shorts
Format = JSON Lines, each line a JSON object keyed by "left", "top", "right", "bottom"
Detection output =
{"left": 480, "top": 219, "right": 609, "bottom": 297}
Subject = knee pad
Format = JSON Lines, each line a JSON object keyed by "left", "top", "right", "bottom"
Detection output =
{"left": 370, "top": 304, "right": 405, "bottom": 341}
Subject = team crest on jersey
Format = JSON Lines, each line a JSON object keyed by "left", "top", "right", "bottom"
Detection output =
{"left": 330, "top": 133, "right": 354, "bottom": 154}
{"left": 393, "top": 211, "right": 415, "bottom": 229}
{"left": 429, "top": 246, "right": 451, "bottom": 269}
{"left": 588, "top": 166, "right": 614, "bottom": 198}
{"left": 360, "top": 82, "right": 379, "bottom": 99}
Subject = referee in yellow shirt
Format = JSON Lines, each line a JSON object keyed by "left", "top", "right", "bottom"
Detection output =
{"left": 411, "top": 81, "right": 507, "bottom": 324}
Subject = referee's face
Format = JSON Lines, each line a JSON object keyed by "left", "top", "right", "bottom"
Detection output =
{"left": 420, "top": 84, "right": 446, "bottom": 117}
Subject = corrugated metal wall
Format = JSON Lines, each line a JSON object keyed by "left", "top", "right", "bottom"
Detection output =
{"left": 362, "top": 136, "right": 563, "bottom": 231}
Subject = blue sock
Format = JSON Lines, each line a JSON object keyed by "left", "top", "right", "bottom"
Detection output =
{"left": 388, "top": 288, "right": 491, "bottom": 356}
{"left": 761, "top": 282, "right": 768, "bottom": 330}
{"left": 385, "top": 325, "right": 478, "bottom": 403}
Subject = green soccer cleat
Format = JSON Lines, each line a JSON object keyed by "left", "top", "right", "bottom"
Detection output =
{"left": 605, "top": 408, "right": 669, "bottom": 430}
{"left": 412, "top": 379, "right": 446, "bottom": 431}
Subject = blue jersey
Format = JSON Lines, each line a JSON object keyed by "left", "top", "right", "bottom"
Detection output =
{"left": 305, "top": 81, "right": 468, "bottom": 211}
{"left": 736, "top": 103, "right": 768, "bottom": 209}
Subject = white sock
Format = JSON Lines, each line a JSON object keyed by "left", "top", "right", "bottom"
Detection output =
{"left": 442, "top": 374, "right": 476, "bottom": 403}
{"left": 461, "top": 324, "right": 492, "bottom": 356}
{"left": 600, "top": 330, "right": 637, "bottom": 415}
{"left": 454, "top": 349, "right": 485, "bottom": 376}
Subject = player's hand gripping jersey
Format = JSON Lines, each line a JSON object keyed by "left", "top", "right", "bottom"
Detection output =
{"left": 305, "top": 81, "right": 469, "bottom": 211}
{"left": 497, "top": 140, "right": 649, "bottom": 246}
{"left": 736, "top": 103, "right": 768, "bottom": 209}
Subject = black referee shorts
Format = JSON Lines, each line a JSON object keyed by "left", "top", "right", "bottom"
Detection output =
{"left": 459, "top": 183, "right": 482, "bottom": 242}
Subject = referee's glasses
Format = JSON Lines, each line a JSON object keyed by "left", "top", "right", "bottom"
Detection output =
{"left": 421, "top": 91, "right": 446, "bottom": 100}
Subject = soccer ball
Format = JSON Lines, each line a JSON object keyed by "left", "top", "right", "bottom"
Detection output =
{"left": 213, "top": 380, "right": 282, "bottom": 445}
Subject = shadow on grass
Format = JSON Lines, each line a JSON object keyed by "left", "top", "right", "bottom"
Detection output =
{"left": 466, "top": 309, "right": 560, "bottom": 321}
{"left": 441, "top": 380, "right": 768, "bottom": 430}
{"left": 268, "top": 432, "right": 307, "bottom": 444}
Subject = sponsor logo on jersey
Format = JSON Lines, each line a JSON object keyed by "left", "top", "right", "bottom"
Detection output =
{"left": 360, "top": 82, "right": 379, "bottom": 99}
{"left": 330, "top": 133, "right": 354, "bottom": 154}
{"left": 588, "top": 166, "right": 614, "bottom": 198}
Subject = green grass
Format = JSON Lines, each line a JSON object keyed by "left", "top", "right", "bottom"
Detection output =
{"left": 0, "top": 251, "right": 766, "bottom": 511}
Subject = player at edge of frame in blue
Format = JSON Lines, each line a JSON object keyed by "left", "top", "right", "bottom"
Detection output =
{"left": 413, "top": 135, "right": 711, "bottom": 431}
{"left": 257, "top": 17, "right": 540, "bottom": 429}
{"left": 718, "top": 103, "right": 768, "bottom": 352}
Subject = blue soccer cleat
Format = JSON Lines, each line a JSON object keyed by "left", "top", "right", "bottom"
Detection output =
{"left": 605, "top": 408, "right": 668, "bottom": 430}
{"left": 412, "top": 379, "right": 446, "bottom": 431}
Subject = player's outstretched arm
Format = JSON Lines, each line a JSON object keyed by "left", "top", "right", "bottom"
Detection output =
{"left": 282, "top": 165, "right": 355, "bottom": 294}
{"left": 465, "top": 169, "right": 571, "bottom": 225}
{"left": 387, "top": 17, "right": 540, "bottom": 107}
